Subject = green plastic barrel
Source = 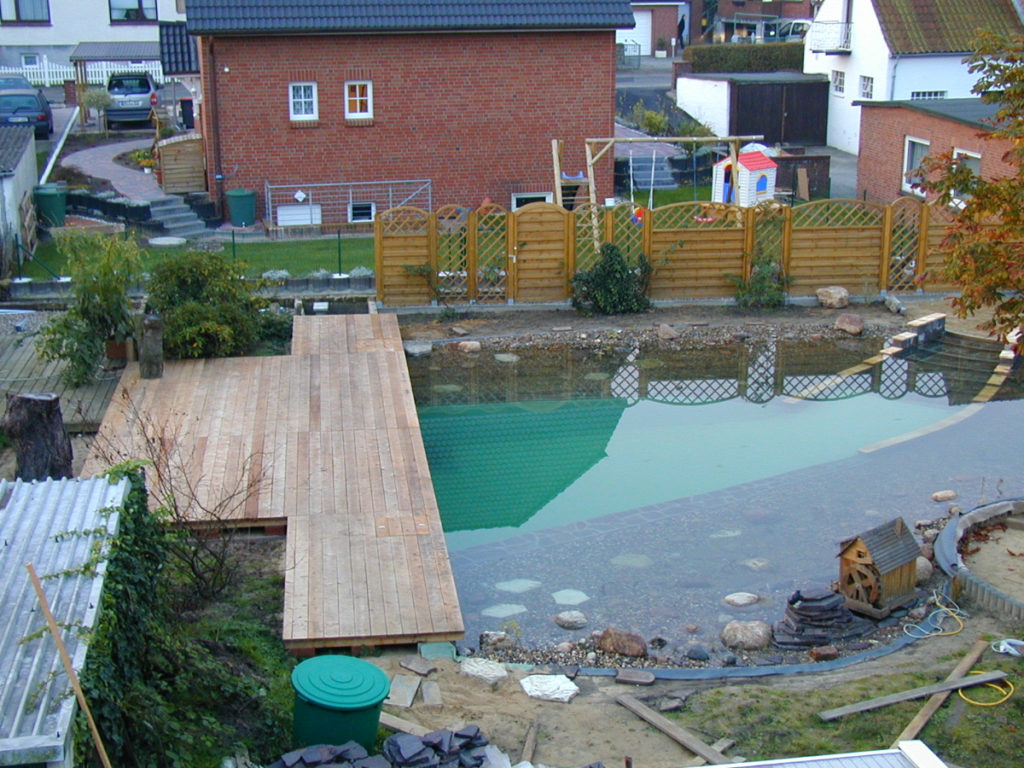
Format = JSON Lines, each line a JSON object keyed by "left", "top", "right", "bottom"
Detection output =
{"left": 225, "top": 188, "right": 256, "bottom": 227}
{"left": 34, "top": 184, "right": 67, "bottom": 227}
{"left": 291, "top": 655, "right": 390, "bottom": 750}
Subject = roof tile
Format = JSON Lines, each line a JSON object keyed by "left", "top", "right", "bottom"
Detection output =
{"left": 872, "top": 0, "right": 1024, "bottom": 54}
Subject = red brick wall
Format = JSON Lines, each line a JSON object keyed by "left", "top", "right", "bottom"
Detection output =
{"left": 197, "top": 32, "right": 617, "bottom": 218}
{"left": 857, "top": 105, "right": 1015, "bottom": 204}
{"left": 717, "top": 0, "right": 813, "bottom": 21}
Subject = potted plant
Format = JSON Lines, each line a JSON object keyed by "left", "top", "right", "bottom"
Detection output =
{"left": 37, "top": 231, "right": 143, "bottom": 385}
{"left": 655, "top": 38, "right": 669, "bottom": 58}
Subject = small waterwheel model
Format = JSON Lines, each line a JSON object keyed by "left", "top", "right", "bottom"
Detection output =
{"left": 834, "top": 518, "right": 922, "bottom": 619}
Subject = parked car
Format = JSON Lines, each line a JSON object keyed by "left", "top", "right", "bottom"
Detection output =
{"left": 0, "top": 75, "right": 34, "bottom": 89}
{"left": 106, "top": 72, "right": 159, "bottom": 126}
{"left": 0, "top": 88, "right": 53, "bottom": 138}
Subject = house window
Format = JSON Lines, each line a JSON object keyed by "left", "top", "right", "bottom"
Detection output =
{"left": 348, "top": 201, "right": 376, "bottom": 222}
{"left": 289, "top": 82, "right": 318, "bottom": 121}
{"left": 3, "top": 0, "right": 50, "bottom": 21}
{"left": 902, "top": 136, "right": 930, "bottom": 195}
{"left": 859, "top": 75, "right": 873, "bottom": 99}
{"left": 910, "top": 90, "right": 947, "bottom": 100}
{"left": 831, "top": 70, "right": 845, "bottom": 96}
{"left": 109, "top": 0, "right": 156, "bottom": 21}
{"left": 21, "top": 53, "right": 40, "bottom": 67}
{"left": 951, "top": 148, "right": 981, "bottom": 205}
{"left": 345, "top": 81, "right": 373, "bottom": 119}
{"left": 512, "top": 192, "right": 552, "bottom": 210}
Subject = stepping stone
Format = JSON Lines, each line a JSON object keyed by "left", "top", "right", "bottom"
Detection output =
{"left": 418, "top": 641, "right": 457, "bottom": 661}
{"left": 494, "top": 353, "right": 519, "bottom": 363}
{"left": 551, "top": 589, "right": 589, "bottom": 606}
{"left": 385, "top": 674, "right": 421, "bottom": 708}
{"left": 481, "top": 603, "right": 527, "bottom": 618}
{"left": 460, "top": 658, "right": 508, "bottom": 686}
{"left": 615, "top": 669, "right": 656, "bottom": 685}
{"left": 420, "top": 680, "right": 444, "bottom": 708}
{"left": 494, "top": 578, "right": 541, "bottom": 594}
{"left": 401, "top": 655, "right": 439, "bottom": 676}
{"left": 148, "top": 235, "right": 187, "bottom": 247}
{"left": 519, "top": 674, "right": 579, "bottom": 703}
{"left": 404, "top": 341, "right": 433, "bottom": 357}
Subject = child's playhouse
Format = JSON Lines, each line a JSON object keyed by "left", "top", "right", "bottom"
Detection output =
{"left": 712, "top": 150, "right": 778, "bottom": 206}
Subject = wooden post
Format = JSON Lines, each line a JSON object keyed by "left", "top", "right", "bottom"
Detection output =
{"left": 916, "top": 202, "right": 931, "bottom": 290}
{"left": 466, "top": 208, "right": 479, "bottom": 301}
{"left": 427, "top": 209, "right": 440, "bottom": 305}
{"left": 1, "top": 393, "right": 73, "bottom": 480}
{"left": 552, "top": 140, "right": 564, "bottom": 207}
{"left": 879, "top": 202, "right": 894, "bottom": 293}
{"left": 26, "top": 563, "right": 113, "bottom": 768}
{"left": 373, "top": 216, "right": 384, "bottom": 303}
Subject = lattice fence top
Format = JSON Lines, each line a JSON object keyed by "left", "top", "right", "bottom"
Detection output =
{"left": 792, "top": 199, "right": 885, "bottom": 228}
{"left": 378, "top": 206, "right": 431, "bottom": 235}
{"left": 652, "top": 202, "right": 745, "bottom": 230}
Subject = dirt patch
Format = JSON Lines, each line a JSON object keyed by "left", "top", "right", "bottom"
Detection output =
{"left": 0, "top": 434, "right": 94, "bottom": 481}
{"left": 961, "top": 522, "right": 1024, "bottom": 604}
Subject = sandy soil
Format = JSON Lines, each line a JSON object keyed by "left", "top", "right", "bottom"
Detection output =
{"left": 961, "top": 522, "right": 1024, "bottom": 604}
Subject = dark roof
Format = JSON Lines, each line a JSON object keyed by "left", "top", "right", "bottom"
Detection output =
{"left": 0, "top": 126, "right": 34, "bottom": 176}
{"left": 856, "top": 97, "right": 1003, "bottom": 131}
{"left": 160, "top": 22, "right": 200, "bottom": 75}
{"left": 840, "top": 518, "right": 921, "bottom": 574}
{"left": 186, "top": 0, "right": 635, "bottom": 35}
{"left": 681, "top": 72, "right": 828, "bottom": 84}
{"left": 871, "top": 0, "right": 1024, "bottom": 55}
{"left": 69, "top": 41, "right": 161, "bottom": 61}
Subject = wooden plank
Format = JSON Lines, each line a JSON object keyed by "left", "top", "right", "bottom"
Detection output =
{"left": 616, "top": 694, "right": 731, "bottom": 765}
{"left": 521, "top": 720, "right": 539, "bottom": 764}
{"left": 379, "top": 712, "right": 430, "bottom": 738}
{"left": 818, "top": 670, "right": 1008, "bottom": 722}
{"left": 891, "top": 638, "right": 989, "bottom": 746}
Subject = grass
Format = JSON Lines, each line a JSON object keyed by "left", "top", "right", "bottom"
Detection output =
{"left": 676, "top": 662, "right": 1024, "bottom": 765}
{"left": 21, "top": 233, "right": 376, "bottom": 280}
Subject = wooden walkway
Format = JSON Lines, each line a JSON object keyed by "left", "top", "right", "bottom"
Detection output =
{"left": 0, "top": 312, "right": 120, "bottom": 432}
{"left": 84, "top": 314, "right": 464, "bottom": 652}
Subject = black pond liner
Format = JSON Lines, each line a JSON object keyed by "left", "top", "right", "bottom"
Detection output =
{"left": 574, "top": 588, "right": 954, "bottom": 681}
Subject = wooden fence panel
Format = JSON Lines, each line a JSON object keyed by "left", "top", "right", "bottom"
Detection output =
{"left": 376, "top": 207, "right": 434, "bottom": 306}
{"left": 788, "top": 226, "right": 885, "bottom": 295}
{"left": 648, "top": 203, "right": 746, "bottom": 299}
{"left": 919, "top": 203, "right": 959, "bottom": 292}
{"left": 513, "top": 203, "right": 572, "bottom": 303}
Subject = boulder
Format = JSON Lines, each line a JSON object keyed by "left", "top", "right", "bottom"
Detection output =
{"left": 519, "top": 674, "right": 579, "bottom": 703}
{"left": 809, "top": 645, "right": 840, "bottom": 662}
{"left": 657, "top": 323, "right": 680, "bottom": 340}
{"left": 554, "top": 610, "right": 588, "bottom": 630}
{"left": 450, "top": 325, "right": 470, "bottom": 337}
{"left": 479, "top": 631, "right": 516, "bottom": 650}
{"left": 835, "top": 313, "right": 864, "bottom": 335}
{"left": 932, "top": 489, "right": 958, "bottom": 502}
{"left": 597, "top": 628, "right": 648, "bottom": 657}
{"left": 816, "top": 286, "right": 850, "bottom": 308}
{"left": 403, "top": 341, "right": 433, "bottom": 357}
{"left": 457, "top": 340, "right": 482, "bottom": 354}
{"left": 720, "top": 620, "right": 772, "bottom": 650}
{"left": 723, "top": 591, "right": 761, "bottom": 607}
{"left": 915, "top": 556, "right": 934, "bottom": 585}
{"left": 460, "top": 658, "right": 508, "bottom": 685}
{"left": 885, "top": 295, "right": 906, "bottom": 315}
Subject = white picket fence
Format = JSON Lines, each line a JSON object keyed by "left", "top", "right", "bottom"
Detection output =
{"left": 0, "top": 56, "right": 166, "bottom": 87}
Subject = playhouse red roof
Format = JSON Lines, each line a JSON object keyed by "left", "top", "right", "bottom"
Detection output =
{"left": 739, "top": 151, "right": 777, "bottom": 170}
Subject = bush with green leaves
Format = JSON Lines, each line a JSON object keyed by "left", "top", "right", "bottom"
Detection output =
{"left": 37, "top": 231, "right": 142, "bottom": 385}
{"left": 728, "top": 248, "right": 792, "bottom": 309}
{"left": 684, "top": 41, "right": 805, "bottom": 73}
{"left": 631, "top": 102, "right": 670, "bottom": 136}
{"left": 146, "top": 250, "right": 275, "bottom": 358}
{"left": 571, "top": 242, "right": 652, "bottom": 315}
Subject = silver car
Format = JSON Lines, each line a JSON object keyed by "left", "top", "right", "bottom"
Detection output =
{"left": 106, "top": 72, "right": 159, "bottom": 126}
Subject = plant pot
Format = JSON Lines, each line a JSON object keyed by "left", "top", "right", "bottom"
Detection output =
{"left": 143, "top": 166, "right": 152, "bottom": 174}
{"left": 105, "top": 339, "right": 128, "bottom": 365}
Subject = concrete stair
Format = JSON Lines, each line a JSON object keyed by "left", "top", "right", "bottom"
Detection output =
{"left": 148, "top": 195, "right": 210, "bottom": 240}
{"left": 628, "top": 155, "right": 677, "bottom": 190}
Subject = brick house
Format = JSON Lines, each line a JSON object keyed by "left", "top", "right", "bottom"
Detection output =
{"left": 186, "top": 0, "right": 634, "bottom": 229}
{"left": 855, "top": 98, "right": 1014, "bottom": 204}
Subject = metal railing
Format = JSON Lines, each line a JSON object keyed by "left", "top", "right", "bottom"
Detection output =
{"left": 807, "top": 21, "right": 853, "bottom": 53}
{"left": 264, "top": 179, "right": 432, "bottom": 232}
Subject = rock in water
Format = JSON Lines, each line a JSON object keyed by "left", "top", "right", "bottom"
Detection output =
{"left": 835, "top": 313, "right": 864, "bottom": 335}
{"left": 554, "top": 610, "right": 588, "bottom": 630}
{"left": 598, "top": 628, "right": 648, "bottom": 657}
{"left": 720, "top": 620, "right": 772, "bottom": 650}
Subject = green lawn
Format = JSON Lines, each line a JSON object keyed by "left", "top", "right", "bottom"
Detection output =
{"left": 20, "top": 233, "right": 376, "bottom": 280}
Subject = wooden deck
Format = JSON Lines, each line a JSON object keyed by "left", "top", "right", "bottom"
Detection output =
{"left": 0, "top": 312, "right": 120, "bottom": 432}
{"left": 84, "top": 314, "right": 464, "bottom": 652}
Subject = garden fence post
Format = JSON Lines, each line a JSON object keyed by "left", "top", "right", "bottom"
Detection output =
{"left": 917, "top": 203, "right": 931, "bottom": 291}
{"left": 466, "top": 209, "right": 479, "bottom": 302}
{"left": 879, "top": 203, "right": 894, "bottom": 293}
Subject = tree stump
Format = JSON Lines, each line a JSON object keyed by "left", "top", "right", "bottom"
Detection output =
{"left": 0, "top": 393, "right": 73, "bottom": 480}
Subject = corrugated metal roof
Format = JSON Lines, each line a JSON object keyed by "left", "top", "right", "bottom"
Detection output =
{"left": 0, "top": 126, "right": 33, "bottom": 177}
{"left": 0, "top": 476, "right": 130, "bottom": 766}
{"left": 160, "top": 22, "right": 200, "bottom": 75}
{"left": 840, "top": 518, "right": 921, "bottom": 574}
{"left": 186, "top": 0, "right": 636, "bottom": 35}
{"left": 69, "top": 41, "right": 161, "bottom": 61}
{"left": 711, "top": 742, "right": 930, "bottom": 767}
{"left": 871, "top": 0, "right": 1024, "bottom": 55}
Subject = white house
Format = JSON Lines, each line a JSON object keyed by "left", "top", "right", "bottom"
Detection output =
{"left": 0, "top": 0, "right": 185, "bottom": 79}
{"left": 803, "top": 0, "right": 1024, "bottom": 154}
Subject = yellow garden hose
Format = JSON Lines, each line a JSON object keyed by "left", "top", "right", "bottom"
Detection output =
{"left": 958, "top": 669, "right": 1015, "bottom": 707}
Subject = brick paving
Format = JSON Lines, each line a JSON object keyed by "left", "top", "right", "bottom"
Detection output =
{"left": 60, "top": 137, "right": 166, "bottom": 202}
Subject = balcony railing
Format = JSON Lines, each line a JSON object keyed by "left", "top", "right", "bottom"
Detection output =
{"left": 808, "top": 21, "right": 852, "bottom": 53}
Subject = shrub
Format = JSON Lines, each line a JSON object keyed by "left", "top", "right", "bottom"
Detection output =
{"left": 685, "top": 41, "right": 805, "bottom": 73}
{"left": 572, "top": 242, "right": 652, "bottom": 315}
{"left": 729, "top": 248, "right": 792, "bottom": 309}
{"left": 631, "top": 101, "right": 670, "bottom": 136}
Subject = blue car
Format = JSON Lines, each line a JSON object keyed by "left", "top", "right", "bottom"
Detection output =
{"left": 0, "top": 88, "right": 53, "bottom": 139}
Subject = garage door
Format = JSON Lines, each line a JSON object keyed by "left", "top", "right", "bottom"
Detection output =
{"left": 617, "top": 9, "right": 652, "bottom": 56}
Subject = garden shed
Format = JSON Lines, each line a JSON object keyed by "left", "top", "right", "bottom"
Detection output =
{"left": 0, "top": 126, "right": 37, "bottom": 276}
{"left": 155, "top": 132, "right": 206, "bottom": 193}
{"left": 835, "top": 517, "right": 922, "bottom": 618}
{"left": 712, "top": 150, "right": 777, "bottom": 206}
{"left": 676, "top": 71, "right": 828, "bottom": 146}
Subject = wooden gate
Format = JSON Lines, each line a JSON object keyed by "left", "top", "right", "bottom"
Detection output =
{"left": 511, "top": 203, "right": 572, "bottom": 303}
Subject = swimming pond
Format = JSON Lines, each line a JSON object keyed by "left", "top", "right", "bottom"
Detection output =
{"left": 408, "top": 334, "right": 1024, "bottom": 656}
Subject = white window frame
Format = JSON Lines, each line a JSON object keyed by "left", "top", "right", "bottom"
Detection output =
{"left": 289, "top": 81, "right": 318, "bottom": 121}
{"left": 348, "top": 201, "right": 376, "bottom": 222}
{"left": 902, "top": 136, "right": 930, "bottom": 196}
{"left": 831, "top": 69, "right": 845, "bottom": 96}
{"left": 511, "top": 192, "right": 552, "bottom": 210}
{"left": 21, "top": 52, "right": 40, "bottom": 67}
{"left": 344, "top": 80, "right": 373, "bottom": 120}
{"left": 859, "top": 75, "right": 873, "bottom": 99}
{"left": 951, "top": 148, "right": 981, "bottom": 207}
{"left": 910, "top": 90, "right": 947, "bottom": 100}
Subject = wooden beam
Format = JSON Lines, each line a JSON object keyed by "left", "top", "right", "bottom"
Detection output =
{"left": 891, "top": 638, "right": 989, "bottom": 746}
{"left": 520, "top": 719, "right": 539, "bottom": 763}
{"left": 379, "top": 712, "right": 430, "bottom": 737}
{"left": 818, "top": 670, "right": 1008, "bottom": 722}
{"left": 616, "top": 694, "right": 732, "bottom": 765}
{"left": 680, "top": 739, "right": 736, "bottom": 767}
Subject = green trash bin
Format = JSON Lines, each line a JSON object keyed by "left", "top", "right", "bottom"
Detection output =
{"left": 291, "top": 655, "right": 390, "bottom": 750}
{"left": 35, "top": 183, "right": 67, "bottom": 227}
{"left": 225, "top": 188, "right": 256, "bottom": 227}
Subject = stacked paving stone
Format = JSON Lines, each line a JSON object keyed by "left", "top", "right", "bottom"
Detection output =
{"left": 772, "top": 586, "right": 875, "bottom": 648}
{"left": 384, "top": 726, "right": 489, "bottom": 768}
{"left": 267, "top": 741, "right": 388, "bottom": 768}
